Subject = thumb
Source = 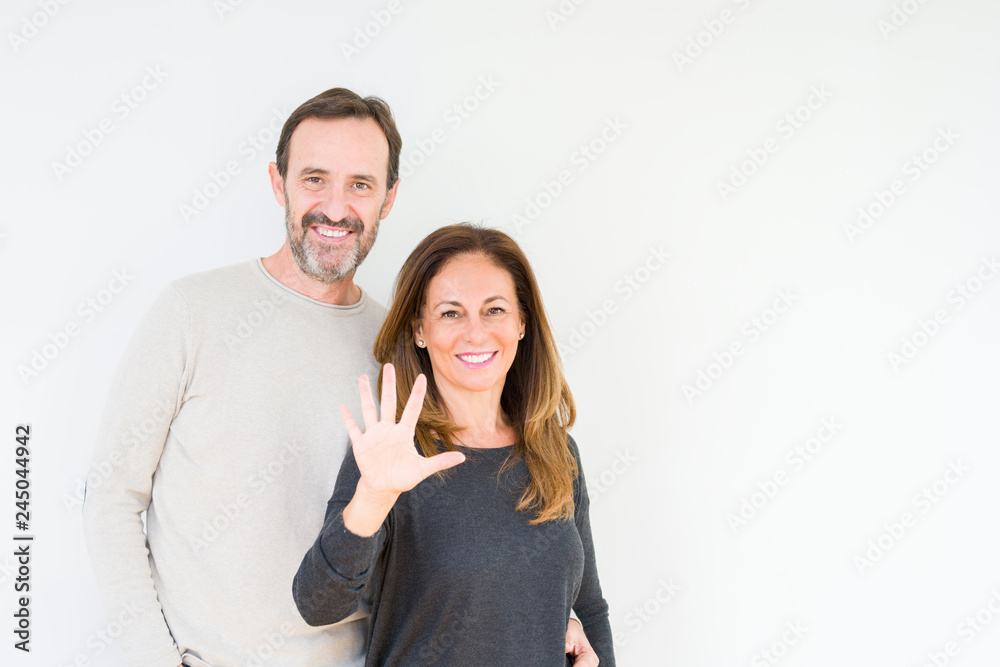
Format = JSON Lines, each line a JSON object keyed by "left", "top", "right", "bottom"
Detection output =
{"left": 418, "top": 451, "right": 466, "bottom": 479}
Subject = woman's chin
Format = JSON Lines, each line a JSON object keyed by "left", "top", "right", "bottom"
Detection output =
{"left": 439, "top": 374, "right": 505, "bottom": 396}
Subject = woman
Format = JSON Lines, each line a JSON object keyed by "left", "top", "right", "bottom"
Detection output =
{"left": 293, "top": 224, "right": 614, "bottom": 665}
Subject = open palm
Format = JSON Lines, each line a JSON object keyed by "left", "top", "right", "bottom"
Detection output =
{"left": 341, "top": 363, "right": 465, "bottom": 499}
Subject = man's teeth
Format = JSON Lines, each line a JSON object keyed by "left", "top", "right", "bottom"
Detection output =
{"left": 316, "top": 228, "right": 349, "bottom": 238}
{"left": 458, "top": 353, "right": 493, "bottom": 364}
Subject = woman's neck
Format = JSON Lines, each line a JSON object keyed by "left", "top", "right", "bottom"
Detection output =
{"left": 453, "top": 423, "right": 516, "bottom": 449}
{"left": 438, "top": 386, "right": 516, "bottom": 449}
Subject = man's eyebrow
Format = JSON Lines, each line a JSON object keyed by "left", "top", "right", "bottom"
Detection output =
{"left": 295, "top": 167, "right": 379, "bottom": 184}
{"left": 297, "top": 167, "right": 329, "bottom": 177}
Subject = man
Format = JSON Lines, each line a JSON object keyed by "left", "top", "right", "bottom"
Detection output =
{"left": 83, "top": 88, "right": 597, "bottom": 666}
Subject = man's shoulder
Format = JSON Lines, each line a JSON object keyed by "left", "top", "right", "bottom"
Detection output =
{"left": 360, "top": 291, "right": 387, "bottom": 319}
{"left": 168, "top": 259, "right": 260, "bottom": 296}
{"left": 161, "top": 260, "right": 387, "bottom": 329}
{"left": 158, "top": 260, "right": 285, "bottom": 315}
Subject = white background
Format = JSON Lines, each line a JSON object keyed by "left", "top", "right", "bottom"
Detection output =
{"left": 3, "top": 0, "right": 1000, "bottom": 665}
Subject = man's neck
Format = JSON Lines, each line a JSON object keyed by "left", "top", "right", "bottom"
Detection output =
{"left": 261, "top": 244, "right": 362, "bottom": 305}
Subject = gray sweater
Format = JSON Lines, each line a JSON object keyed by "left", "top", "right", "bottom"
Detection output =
{"left": 83, "top": 259, "right": 383, "bottom": 667}
{"left": 294, "top": 438, "right": 615, "bottom": 666}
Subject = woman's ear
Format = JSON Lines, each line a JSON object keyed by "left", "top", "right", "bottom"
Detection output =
{"left": 412, "top": 320, "right": 424, "bottom": 347}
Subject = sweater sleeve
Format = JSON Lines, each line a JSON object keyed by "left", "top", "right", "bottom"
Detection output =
{"left": 569, "top": 436, "right": 616, "bottom": 666}
{"left": 293, "top": 446, "right": 388, "bottom": 626}
{"left": 81, "top": 286, "right": 189, "bottom": 667}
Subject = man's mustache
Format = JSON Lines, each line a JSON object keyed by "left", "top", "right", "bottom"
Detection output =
{"left": 301, "top": 210, "right": 364, "bottom": 234}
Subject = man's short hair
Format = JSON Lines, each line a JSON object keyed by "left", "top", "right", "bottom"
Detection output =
{"left": 276, "top": 87, "right": 402, "bottom": 190}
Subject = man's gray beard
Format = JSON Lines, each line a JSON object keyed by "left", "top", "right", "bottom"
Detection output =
{"left": 284, "top": 203, "right": 381, "bottom": 284}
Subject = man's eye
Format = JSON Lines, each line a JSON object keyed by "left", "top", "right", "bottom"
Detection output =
{"left": 353, "top": 182, "right": 371, "bottom": 190}
{"left": 305, "top": 177, "right": 322, "bottom": 184}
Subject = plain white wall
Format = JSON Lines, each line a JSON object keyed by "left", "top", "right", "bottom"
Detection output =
{"left": 3, "top": 0, "right": 1000, "bottom": 664}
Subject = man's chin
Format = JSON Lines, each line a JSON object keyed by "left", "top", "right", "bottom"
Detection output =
{"left": 296, "top": 245, "right": 360, "bottom": 281}
{"left": 300, "top": 262, "right": 353, "bottom": 284}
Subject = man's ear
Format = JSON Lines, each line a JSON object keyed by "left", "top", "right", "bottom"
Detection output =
{"left": 268, "top": 162, "right": 286, "bottom": 207}
{"left": 380, "top": 179, "right": 400, "bottom": 220}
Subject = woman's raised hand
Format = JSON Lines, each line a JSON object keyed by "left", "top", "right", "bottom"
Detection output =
{"left": 341, "top": 363, "right": 466, "bottom": 501}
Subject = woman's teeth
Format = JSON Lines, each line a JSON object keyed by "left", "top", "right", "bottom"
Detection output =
{"left": 458, "top": 353, "right": 494, "bottom": 364}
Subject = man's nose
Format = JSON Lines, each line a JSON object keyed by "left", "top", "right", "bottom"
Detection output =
{"left": 317, "top": 187, "right": 350, "bottom": 223}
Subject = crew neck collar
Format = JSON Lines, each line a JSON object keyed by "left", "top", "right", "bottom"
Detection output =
{"left": 253, "top": 258, "right": 369, "bottom": 311}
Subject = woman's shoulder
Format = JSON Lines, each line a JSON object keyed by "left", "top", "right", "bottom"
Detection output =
{"left": 565, "top": 432, "right": 583, "bottom": 463}
{"left": 564, "top": 433, "right": 589, "bottom": 513}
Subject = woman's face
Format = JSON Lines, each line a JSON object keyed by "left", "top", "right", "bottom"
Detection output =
{"left": 414, "top": 254, "right": 525, "bottom": 399}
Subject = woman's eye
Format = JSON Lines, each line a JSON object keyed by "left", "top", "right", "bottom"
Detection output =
{"left": 487, "top": 307, "right": 506, "bottom": 315}
{"left": 441, "top": 310, "right": 459, "bottom": 318}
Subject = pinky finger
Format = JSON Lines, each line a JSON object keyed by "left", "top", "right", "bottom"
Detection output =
{"left": 340, "top": 404, "right": 363, "bottom": 447}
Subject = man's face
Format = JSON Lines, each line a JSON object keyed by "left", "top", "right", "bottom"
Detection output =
{"left": 271, "top": 117, "right": 398, "bottom": 283}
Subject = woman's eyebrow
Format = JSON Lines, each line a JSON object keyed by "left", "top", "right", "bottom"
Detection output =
{"left": 432, "top": 296, "right": 510, "bottom": 308}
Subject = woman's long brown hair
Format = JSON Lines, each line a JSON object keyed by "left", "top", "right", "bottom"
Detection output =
{"left": 373, "top": 223, "right": 578, "bottom": 524}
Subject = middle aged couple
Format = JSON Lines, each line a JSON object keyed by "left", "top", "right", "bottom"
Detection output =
{"left": 83, "top": 87, "right": 614, "bottom": 666}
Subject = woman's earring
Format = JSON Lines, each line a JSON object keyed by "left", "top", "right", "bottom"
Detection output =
{"left": 518, "top": 333, "right": 524, "bottom": 340}
{"left": 417, "top": 340, "right": 425, "bottom": 347}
